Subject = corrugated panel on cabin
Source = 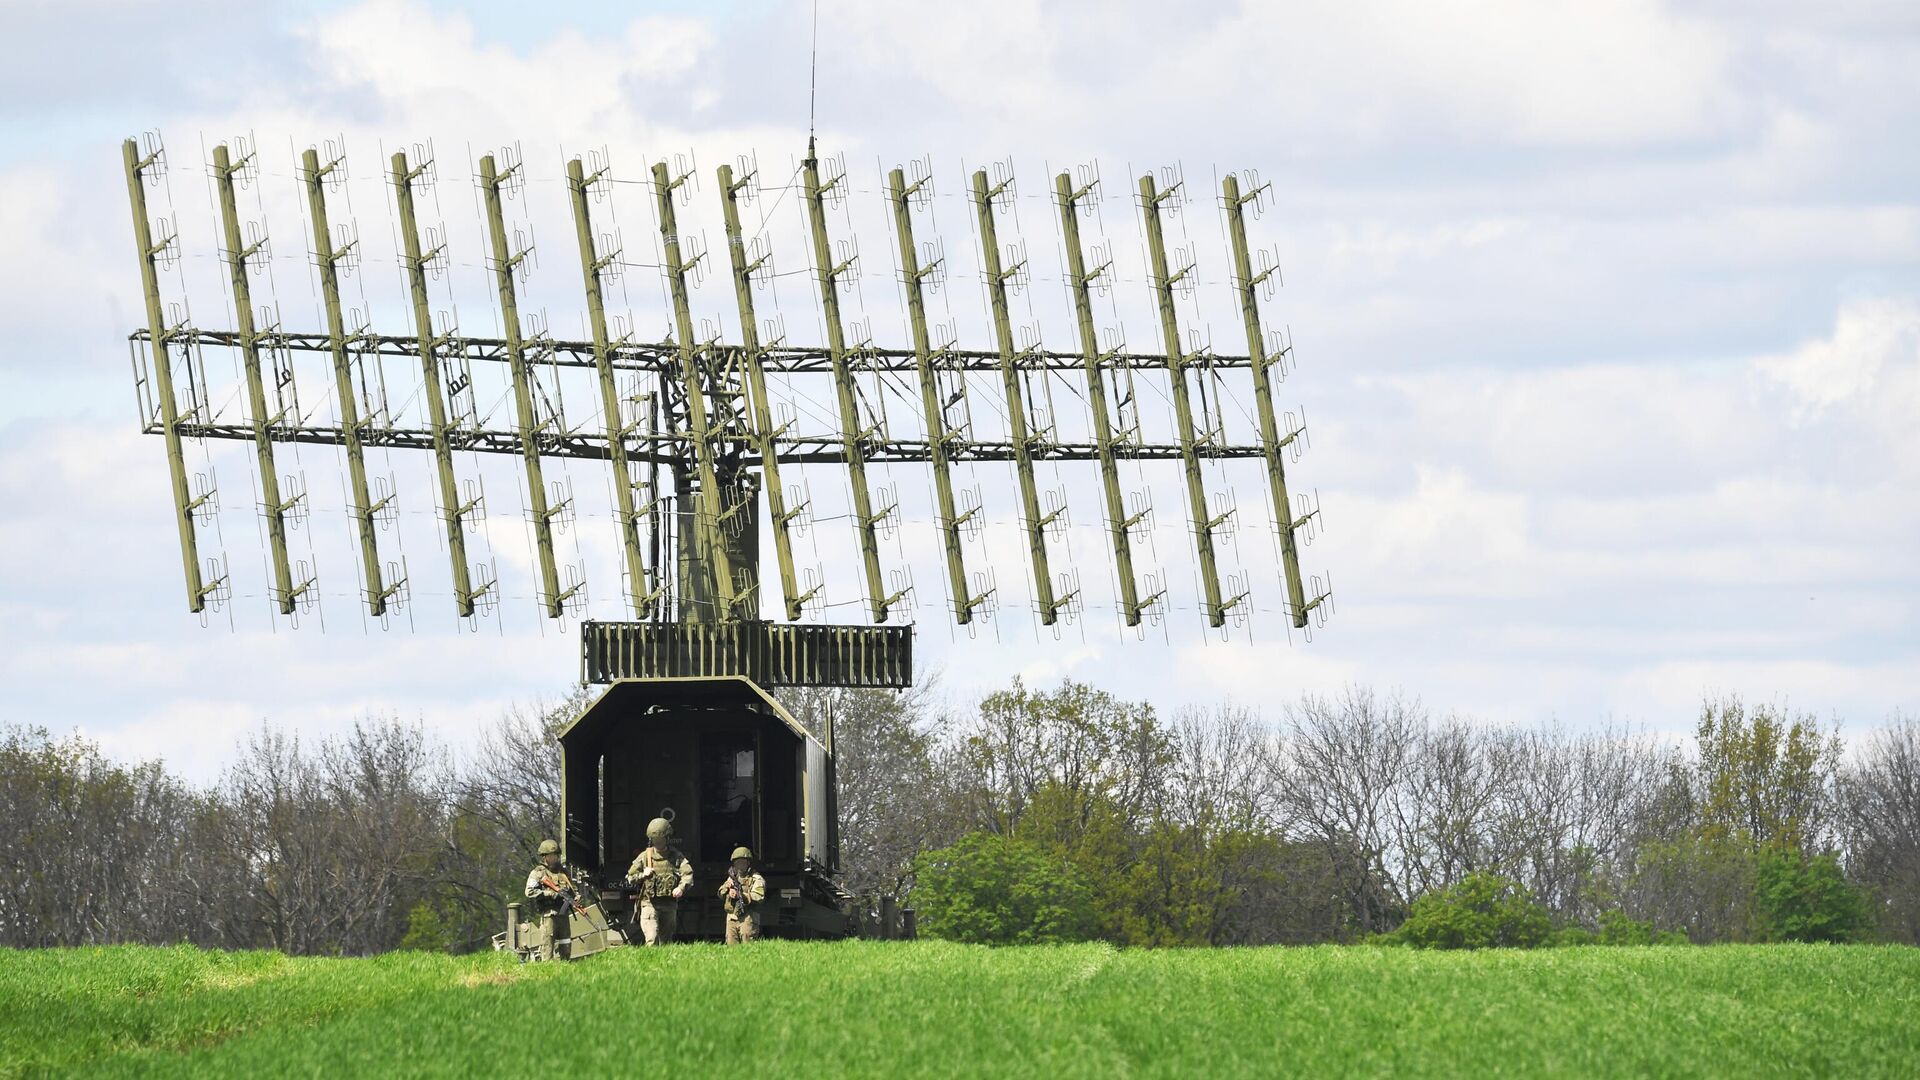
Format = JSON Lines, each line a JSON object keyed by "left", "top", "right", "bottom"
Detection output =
{"left": 580, "top": 621, "right": 913, "bottom": 688}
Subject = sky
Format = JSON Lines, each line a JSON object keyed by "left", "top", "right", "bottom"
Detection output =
{"left": 1, "top": 0, "right": 1915, "bottom": 780}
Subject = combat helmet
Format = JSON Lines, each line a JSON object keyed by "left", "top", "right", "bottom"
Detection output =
{"left": 730, "top": 846, "right": 753, "bottom": 862}
{"left": 536, "top": 838, "right": 561, "bottom": 856}
{"left": 645, "top": 817, "right": 674, "bottom": 842}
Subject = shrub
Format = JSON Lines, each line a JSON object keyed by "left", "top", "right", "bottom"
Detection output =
{"left": 1387, "top": 872, "right": 1551, "bottom": 949}
{"left": 911, "top": 833, "right": 1098, "bottom": 945}
{"left": 1596, "top": 909, "right": 1688, "bottom": 945}
{"left": 1754, "top": 849, "right": 1872, "bottom": 943}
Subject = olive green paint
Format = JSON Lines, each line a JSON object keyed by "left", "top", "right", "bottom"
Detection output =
{"left": 564, "top": 158, "right": 659, "bottom": 619}
{"left": 480, "top": 154, "right": 573, "bottom": 619}
{"left": 300, "top": 147, "right": 394, "bottom": 616}
{"left": 391, "top": 150, "right": 486, "bottom": 618}
{"left": 1138, "top": 173, "right": 1240, "bottom": 628}
{"left": 123, "top": 138, "right": 210, "bottom": 613}
{"left": 651, "top": 162, "right": 738, "bottom": 623}
{"left": 1222, "top": 174, "right": 1317, "bottom": 629}
{"left": 213, "top": 143, "right": 307, "bottom": 615}
{"left": 889, "top": 168, "right": 987, "bottom": 623}
{"left": 718, "top": 163, "right": 814, "bottom": 622}
{"left": 1055, "top": 172, "right": 1156, "bottom": 626}
{"left": 973, "top": 170, "right": 1068, "bottom": 625}
{"left": 803, "top": 144, "right": 897, "bottom": 623}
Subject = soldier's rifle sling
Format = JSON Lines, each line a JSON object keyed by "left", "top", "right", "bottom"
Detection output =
{"left": 541, "top": 871, "right": 588, "bottom": 916}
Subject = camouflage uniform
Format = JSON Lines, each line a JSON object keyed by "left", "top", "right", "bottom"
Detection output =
{"left": 525, "top": 864, "right": 578, "bottom": 914}
{"left": 524, "top": 840, "right": 575, "bottom": 960}
{"left": 625, "top": 844, "right": 694, "bottom": 945}
{"left": 718, "top": 867, "right": 767, "bottom": 944}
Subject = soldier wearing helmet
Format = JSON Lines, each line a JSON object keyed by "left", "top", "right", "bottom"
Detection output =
{"left": 625, "top": 816, "right": 694, "bottom": 945}
{"left": 717, "top": 845, "right": 767, "bottom": 944}
{"left": 524, "top": 838, "right": 576, "bottom": 916}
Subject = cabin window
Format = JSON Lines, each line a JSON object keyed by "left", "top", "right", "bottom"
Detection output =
{"left": 698, "top": 731, "right": 757, "bottom": 863}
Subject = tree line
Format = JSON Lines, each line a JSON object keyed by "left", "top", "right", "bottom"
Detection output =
{"left": 804, "top": 683, "right": 1918, "bottom": 947}
{"left": 0, "top": 681, "right": 1913, "bottom": 952}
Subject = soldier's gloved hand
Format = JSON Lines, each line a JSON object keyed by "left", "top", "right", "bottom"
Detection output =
{"left": 637, "top": 866, "right": 655, "bottom": 879}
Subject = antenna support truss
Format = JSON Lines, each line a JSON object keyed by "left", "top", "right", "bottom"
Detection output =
{"left": 122, "top": 135, "right": 1332, "bottom": 638}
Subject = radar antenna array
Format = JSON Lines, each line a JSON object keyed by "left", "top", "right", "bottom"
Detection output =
{"left": 122, "top": 134, "right": 1333, "bottom": 645}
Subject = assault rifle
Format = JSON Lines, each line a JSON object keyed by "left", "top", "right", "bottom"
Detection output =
{"left": 540, "top": 871, "right": 590, "bottom": 916}
{"left": 727, "top": 868, "right": 747, "bottom": 916}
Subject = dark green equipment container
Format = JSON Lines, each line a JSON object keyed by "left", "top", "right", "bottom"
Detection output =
{"left": 555, "top": 675, "right": 852, "bottom": 940}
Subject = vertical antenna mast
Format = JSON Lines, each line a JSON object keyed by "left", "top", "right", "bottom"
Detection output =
{"left": 974, "top": 167, "right": 1066, "bottom": 624}
{"left": 1056, "top": 170, "right": 1154, "bottom": 626}
{"left": 214, "top": 143, "right": 308, "bottom": 615}
{"left": 652, "top": 161, "right": 738, "bottom": 623}
{"left": 1223, "top": 173, "right": 1314, "bottom": 628}
{"left": 719, "top": 162, "right": 813, "bottom": 622}
{"left": 1140, "top": 172, "right": 1238, "bottom": 628}
{"left": 392, "top": 149, "right": 486, "bottom": 617}
{"left": 565, "top": 157, "right": 658, "bottom": 619}
{"left": 805, "top": 145, "right": 897, "bottom": 622}
{"left": 480, "top": 153, "right": 573, "bottom": 618}
{"left": 1057, "top": 171, "right": 1154, "bottom": 625}
{"left": 301, "top": 146, "right": 393, "bottom": 616}
{"left": 123, "top": 138, "right": 211, "bottom": 612}
{"left": 889, "top": 167, "right": 986, "bottom": 623}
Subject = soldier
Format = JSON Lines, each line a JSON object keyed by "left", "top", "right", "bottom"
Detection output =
{"left": 523, "top": 838, "right": 578, "bottom": 960}
{"left": 625, "top": 816, "right": 693, "bottom": 945}
{"left": 524, "top": 838, "right": 577, "bottom": 915}
{"left": 718, "top": 846, "right": 767, "bottom": 944}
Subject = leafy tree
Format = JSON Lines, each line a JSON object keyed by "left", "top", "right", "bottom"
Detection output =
{"left": 1694, "top": 696, "right": 1840, "bottom": 852}
{"left": 1386, "top": 871, "right": 1551, "bottom": 949}
{"left": 1754, "top": 848, "right": 1871, "bottom": 943}
{"left": 1625, "top": 833, "right": 1758, "bottom": 942}
{"left": 1839, "top": 716, "right": 1920, "bottom": 944}
{"left": 785, "top": 685, "right": 949, "bottom": 898}
{"left": 957, "top": 679, "right": 1171, "bottom": 838}
{"left": 911, "top": 833, "right": 1097, "bottom": 945}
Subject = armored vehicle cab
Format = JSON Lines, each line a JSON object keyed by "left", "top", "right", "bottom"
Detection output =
{"left": 558, "top": 675, "right": 850, "bottom": 939}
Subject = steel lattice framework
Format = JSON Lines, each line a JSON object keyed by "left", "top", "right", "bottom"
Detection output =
{"left": 123, "top": 133, "right": 1332, "bottom": 644}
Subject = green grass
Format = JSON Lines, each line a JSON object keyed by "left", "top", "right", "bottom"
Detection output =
{"left": 3, "top": 942, "right": 1916, "bottom": 1077}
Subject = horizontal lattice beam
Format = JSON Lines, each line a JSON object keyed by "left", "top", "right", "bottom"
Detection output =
{"left": 581, "top": 619, "right": 913, "bottom": 688}
{"left": 143, "top": 419, "right": 1273, "bottom": 465}
{"left": 126, "top": 328, "right": 1260, "bottom": 375}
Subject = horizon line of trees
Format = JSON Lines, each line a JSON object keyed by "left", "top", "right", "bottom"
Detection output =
{"left": 807, "top": 683, "right": 1918, "bottom": 947}
{"left": 0, "top": 682, "right": 1914, "bottom": 953}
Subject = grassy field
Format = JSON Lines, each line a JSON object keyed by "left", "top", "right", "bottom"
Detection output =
{"left": 3, "top": 941, "right": 1917, "bottom": 1077}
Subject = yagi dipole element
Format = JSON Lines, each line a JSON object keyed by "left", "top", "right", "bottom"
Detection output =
{"left": 481, "top": 153, "right": 576, "bottom": 619}
{"left": 1140, "top": 172, "right": 1244, "bottom": 629}
{"left": 123, "top": 132, "right": 1333, "bottom": 641}
{"left": 123, "top": 138, "right": 217, "bottom": 613}
{"left": 565, "top": 157, "right": 661, "bottom": 619}
{"left": 392, "top": 149, "right": 491, "bottom": 618}
{"left": 974, "top": 169, "right": 1073, "bottom": 625}
{"left": 804, "top": 143, "right": 901, "bottom": 623}
{"left": 301, "top": 147, "right": 396, "bottom": 617}
{"left": 889, "top": 167, "right": 988, "bottom": 624}
{"left": 214, "top": 144, "right": 310, "bottom": 615}
{"left": 722, "top": 162, "right": 816, "bottom": 623}
{"left": 652, "top": 160, "right": 739, "bottom": 623}
{"left": 1224, "top": 173, "right": 1323, "bottom": 629}
{"left": 1056, "top": 170, "right": 1157, "bottom": 627}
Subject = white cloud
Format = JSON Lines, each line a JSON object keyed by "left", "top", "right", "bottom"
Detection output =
{"left": 1757, "top": 296, "right": 1920, "bottom": 423}
{"left": 2, "top": 0, "right": 1917, "bottom": 775}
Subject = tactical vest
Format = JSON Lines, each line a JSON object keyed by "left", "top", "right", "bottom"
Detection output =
{"left": 631, "top": 847, "right": 684, "bottom": 900}
{"left": 722, "top": 873, "right": 764, "bottom": 918}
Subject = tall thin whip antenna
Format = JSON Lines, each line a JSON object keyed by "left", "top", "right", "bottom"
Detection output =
{"left": 809, "top": 0, "right": 820, "bottom": 144}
